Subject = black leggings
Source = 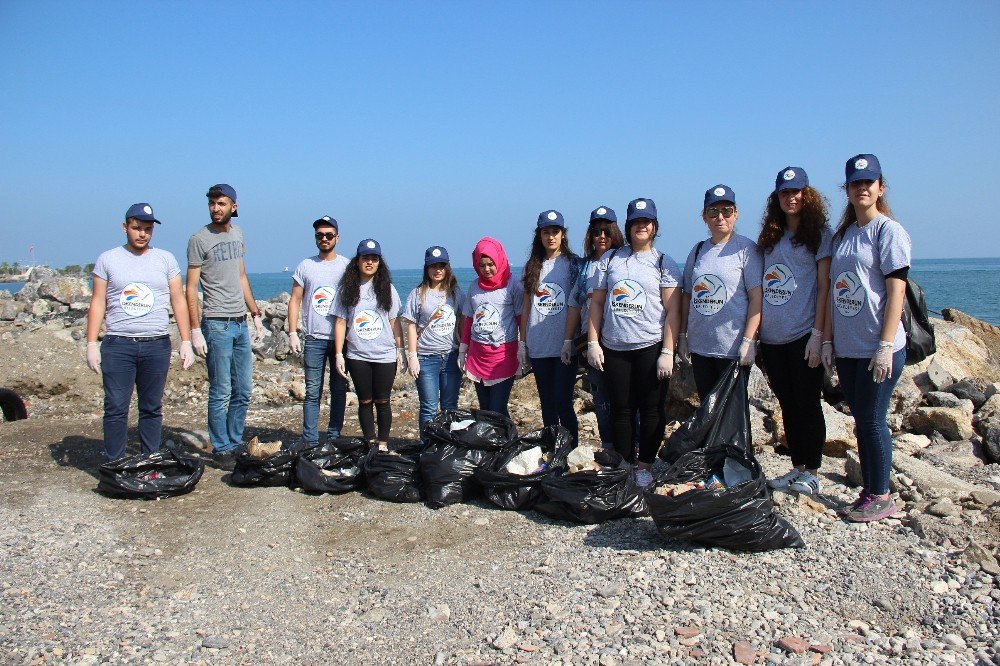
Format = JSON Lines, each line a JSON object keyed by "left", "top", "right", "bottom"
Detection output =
{"left": 760, "top": 334, "right": 826, "bottom": 470}
{"left": 346, "top": 359, "right": 396, "bottom": 443}
{"left": 690, "top": 353, "right": 736, "bottom": 402}
{"left": 602, "top": 343, "right": 668, "bottom": 465}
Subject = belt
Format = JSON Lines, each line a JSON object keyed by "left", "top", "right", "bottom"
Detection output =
{"left": 105, "top": 334, "right": 170, "bottom": 343}
{"left": 205, "top": 315, "right": 247, "bottom": 322}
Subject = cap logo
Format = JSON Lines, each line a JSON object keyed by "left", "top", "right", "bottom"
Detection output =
{"left": 782, "top": 170, "right": 795, "bottom": 181}
{"left": 322, "top": 216, "right": 330, "bottom": 221}
{"left": 431, "top": 248, "right": 442, "bottom": 257}
{"left": 597, "top": 207, "right": 607, "bottom": 215}
{"left": 547, "top": 211, "right": 558, "bottom": 221}
{"left": 855, "top": 158, "right": 868, "bottom": 170}
{"left": 366, "top": 240, "right": 376, "bottom": 249}
{"left": 713, "top": 187, "right": 726, "bottom": 197}
{"left": 635, "top": 201, "right": 647, "bottom": 210}
{"left": 143, "top": 205, "right": 152, "bottom": 214}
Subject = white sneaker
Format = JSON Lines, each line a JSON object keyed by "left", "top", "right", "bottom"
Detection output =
{"left": 768, "top": 468, "right": 802, "bottom": 490}
{"left": 635, "top": 468, "right": 654, "bottom": 489}
{"left": 789, "top": 471, "right": 821, "bottom": 495}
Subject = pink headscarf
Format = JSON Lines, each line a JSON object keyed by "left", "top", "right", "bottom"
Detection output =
{"left": 472, "top": 236, "right": 511, "bottom": 291}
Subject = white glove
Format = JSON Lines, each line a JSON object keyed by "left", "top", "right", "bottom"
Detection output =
{"left": 457, "top": 343, "right": 468, "bottom": 373}
{"left": 560, "top": 340, "right": 573, "bottom": 365}
{"left": 86, "top": 342, "right": 101, "bottom": 373}
{"left": 821, "top": 341, "right": 835, "bottom": 371}
{"left": 869, "top": 342, "right": 894, "bottom": 383}
{"left": 657, "top": 348, "right": 674, "bottom": 379}
{"left": 335, "top": 353, "right": 348, "bottom": 379}
{"left": 738, "top": 337, "right": 756, "bottom": 366}
{"left": 804, "top": 328, "right": 823, "bottom": 368}
{"left": 252, "top": 314, "right": 265, "bottom": 343}
{"left": 191, "top": 328, "right": 208, "bottom": 357}
{"left": 289, "top": 332, "right": 301, "bottom": 355}
{"left": 396, "top": 348, "right": 404, "bottom": 375}
{"left": 180, "top": 340, "right": 195, "bottom": 370}
{"left": 677, "top": 332, "right": 690, "bottom": 363}
{"left": 407, "top": 352, "right": 420, "bottom": 379}
{"left": 517, "top": 340, "right": 530, "bottom": 373}
{"left": 586, "top": 341, "right": 604, "bottom": 372}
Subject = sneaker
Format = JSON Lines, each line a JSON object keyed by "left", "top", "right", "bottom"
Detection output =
{"left": 635, "top": 468, "right": 654, "bottom": 489}
{"left": 789, "top": 471, "right": 821, "bottom": 495}
{"left": 845, "top": 495, "right": 898, "bottom": 523}
{"left": 768, "top": 468, "right": 802, "bottom": 490}
{"left": 212, "top": 450, "right": 237, "bottom": 472}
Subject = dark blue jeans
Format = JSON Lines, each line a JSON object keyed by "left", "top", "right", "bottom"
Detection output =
{"left": 530, "top": 356, "right": 579, "bottom": 445}
{"left": 100, "top": 335, "right": 172, "bottom": 461}
{"left": 415, "top": 350, "right": 462, "bottom": 441}
{"left": 836, "top": 348, "right": 905, "bottom": 495}
{"left": 302, "top": 336, "right": 348, "bottom": 444}
{"left": 586, "top": 365, "right": 614, "bottom": 446}
{"left": 203, "top": 318, "right": 254, "bottom": 453}
{"left": 474, "top": 376, "right": 516, "bottom": 418}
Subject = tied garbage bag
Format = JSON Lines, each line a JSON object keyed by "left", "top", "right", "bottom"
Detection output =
{"left": 475, "top": 426, "right": 574, "bottom": 510}
{"left": 98, "top": 446, "right": 204, "bottom": 500}
{"left": 647, "top": 363, "right": 804, "bottom": 552}
{"left": 363, "top": 440, "right": 425, "bottom": 502}
{"left": 296, "top": 438, "right": 369, "bottom": 494}
{"left": 231, "top": 438, "right": 319, "bottom": 487}
{"left": 533, "top": 449, "right": 647, "bottom": 524}
{"left": 420, "top": 409, "right": 517, "bottom": 509}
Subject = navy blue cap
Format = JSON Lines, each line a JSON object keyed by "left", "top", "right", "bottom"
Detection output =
{"left": 125, "top": 203, "right": 161, "bottom": 224}
{"left": 626, "top": 198, "right": 656, "bottom": 221}
{"left": 208, "top": 183, "right": 238, "bottom": 217}
{"left": 537, "top": 210, "right": 565, "bottom": 228}
{"left": 424, "top": 246, "right": 450, "bottom": 265}
{"left": 589, "top": 206, "right": 617, "bottom": 224}
{"left": 704, "top": 184, "right": 736, "bottom": 208}
{"left": 312, "top": 215, "right": 339, "bottom": 231}
{"left": 774, "top": 167, "right": 808, "bottom": 193}
{"left": 357, "top": 238, "right": 382, "bottom": 257}
{"left": 845, "top": 154, "right": 882, "bottom": 184}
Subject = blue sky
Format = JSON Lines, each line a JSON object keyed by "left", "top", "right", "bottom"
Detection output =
{"left": 2, "top": 2, "right": 998, "bottom": 271}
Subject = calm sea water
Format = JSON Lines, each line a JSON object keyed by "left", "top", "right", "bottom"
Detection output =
{"left": 3, "top": 258, "right": 998, "bottom": 324}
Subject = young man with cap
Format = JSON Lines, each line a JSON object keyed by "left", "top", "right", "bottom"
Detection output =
{"left": 86, "top": 203, "right": 195, "bottom": 461}
{"left": 185, "top": 184, "right": 265, "bottom": 470}
{"left": 286, "top": 216, "right": 351, "bottom": 445}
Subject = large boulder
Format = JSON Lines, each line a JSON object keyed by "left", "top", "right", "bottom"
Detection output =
{"left": 905, "top": 407, "right": 975, "bottom": 442}
{"left": 894, "top": 432, "right": 931, "bottom": 456}
{"left": 975, "top": 394, "right": 1000, "bottom": 421}
{"left": 37, "top": 276, "right": 91, "bottom": 305}
{"left": 923, "top": 319, "right": 1000, "bottom": 386}
{"left": 822, "top": 402, "right": 857, "bottom": 457}
{"left": 27, "top": 265, "right": 57, "bottom": 282}
{"left": 944, "top": 379, "right": 988, "bottom": 411}
{"left": 0, "top": 299, "right": 23, "bottom": 321}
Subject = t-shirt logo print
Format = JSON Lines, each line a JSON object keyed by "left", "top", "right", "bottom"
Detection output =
{"left": 428, "top": 304, "right": 456, "bottom": 335}
{"left": 533, "top": 282, "right": 566, "bottom": 316}
{"left": 353, "top": 309, "right": 384, "bottom": 340}
{"left": 609, "top": 279, "right": 647, "bottom": 319}
{"left": 763, "top": 263, "right": 797, "bottom": 306}
{"left": 120, "top": 282, "right": 154, "bottom": 317}
{"left": 692, "top": 274, "right": 727, "bottom": 315}
{"left": 473, "top": 303, "right": 501, "bottom": 337}
{"left": 834, "top": 271, "right": 865, "bottom": 317}
{"left": 311, "top": 286, "right": 336, "bottom": 316}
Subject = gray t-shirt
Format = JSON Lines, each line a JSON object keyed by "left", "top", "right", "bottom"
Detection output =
{"left": 683, "top": 234, "right": 763, "bottom": 359}
{"left": 292, "top": 254, "right": 350, "bottom": 340}
{"left": 94, "top": 246, "right": 180, "bottom": 337}
{"left": 830, "top": 216, "right": 911, "bottom": 358}
{"left": 760, "top": 228, "right": 833, "bottom": 345}
{"left": 568, "top": 258, "right": 600, "bottom": 336}
{"left": 186, "top": 224, "right": 247, "bottom": 317}
{"left": 594, "top": 246, "right": 682, "bottom": 352}
{"left": 525, "top": 255, "right": 576, "bottom": 358}
{"left": 402, "top": 285, "right": 464, "bottom": 355}
{"left": 462, "top": 279, "right": 524, "bottom": 347}
{"left": 332, "top": 282, "right": 401, "bottom": 363}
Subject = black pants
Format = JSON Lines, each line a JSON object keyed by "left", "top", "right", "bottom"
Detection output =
{"left": 346, "top": 359, "right": 396, "bottom": 443}
{"left": 602, "top": 343, "right": 668, "bottom": 465}
{"left": 691, "top": 353, "right": 735, "bottom": 402}
{"left": 760, "top": 334, "right": 826, "bottom": 470}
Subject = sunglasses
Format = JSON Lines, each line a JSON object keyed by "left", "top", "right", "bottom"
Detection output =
{"left": 590, "top": 226, "right": 613, "bottom": 238}
{"left": 706, "top": 206, "right": 736, "bottom": 219}
{"left": 315, "top": 232, "right": 337, "bottom": 240}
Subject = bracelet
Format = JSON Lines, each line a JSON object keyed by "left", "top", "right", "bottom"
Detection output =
{"left": 821, "top": 341, "right": 833, "bottom": 347}
{"left": 660, "top": 348, "right": 673, "bottom": 355}
{"left": 742, "top": 337, "right": 756, "bottom": 345}
{"left": 878, "top": 341, "right": 894, "bottom": 349}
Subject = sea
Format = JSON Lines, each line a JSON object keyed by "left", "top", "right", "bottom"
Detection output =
{"left": 2, "top": 258, "right": 999, "bottom": 325}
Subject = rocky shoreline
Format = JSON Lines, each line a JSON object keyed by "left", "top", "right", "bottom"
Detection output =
{"left": 1, "top": 269, "right": 999, "bottom": 664}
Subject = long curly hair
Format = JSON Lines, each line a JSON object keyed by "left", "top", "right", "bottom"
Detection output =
{"left": 583, "top": 221, "right": 625, "bottom": 260}
{"left": 339, "top": 254, "right": 394, "bottom": 312}
{"left": 522, "top": 228, "right": 577, "bottom": 294}
{"left": 833, "top": 177, "right": 895, "bottom": 242}
{"left": 757, "top": 186, "right": 831, "bottom": 254}
{"left": 418, "top": 263, "right": 459, "bottom": 305}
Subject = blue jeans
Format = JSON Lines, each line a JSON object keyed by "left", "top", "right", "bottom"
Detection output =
{"left": 415, "top": 349, "right": 462, "bottom": 441}
{"left": 586, "top": 365, "right": 614, "bottom": 447}
{"left": 100, "top": 335, "right": 172, "bottom": 461}
{"left": 836, "top": 348, "right": 905, "bottom": 495}
{"left": 531, "top": 356, "right": 579, "bottom": 445}
{"left": 203, "top": 319, "right": 253, "bottom": 453}
{"left": 474, "top": 376, "right": 516, "bottom": 417}
{"left": 302, "top": 336, "right": 348, "bottom": 444}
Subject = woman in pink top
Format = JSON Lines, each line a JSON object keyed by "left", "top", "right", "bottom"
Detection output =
{"left": 458, "top": 237, "right": 525, "bottom": 417}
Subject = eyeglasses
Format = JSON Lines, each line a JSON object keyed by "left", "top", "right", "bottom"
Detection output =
{"left": 315, "top": 232, "right": 337, "bottom": 240}
{"left": 706, "top": 206, "right": 736, "bottom": 219}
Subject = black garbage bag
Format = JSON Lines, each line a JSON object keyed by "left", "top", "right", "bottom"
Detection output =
{"left": 647, "top": 362, "right": 804, "bottom": 551}
{"left": 475, "top": 426, "right": 574, "bottom": 510}
{"left": 295, "top": 438, "right": 369, "bottom": 494}
{"left": 98, "top": 446, "right": 204, "bottom": 500}
{"left": 231, "top": 440, "right": 319, "bottom": 487}
{"left": 363, "top": 440, "right": 425, "bottom": 502}
{"left": 419, "top": 409, "right": 517, "bottom": 509}
{"left": 533, "top": 450, "right": 647, "bottom": 524}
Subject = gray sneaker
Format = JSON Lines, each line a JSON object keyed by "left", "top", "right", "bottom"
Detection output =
{"left": 768, "top": 468, "right": 802, "bottom": 490}
{"left": 789, "top": 471, "right": 821, "bottom": 495}
{"left": 845, "top": 495, "right": 898, "bottom": 523}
